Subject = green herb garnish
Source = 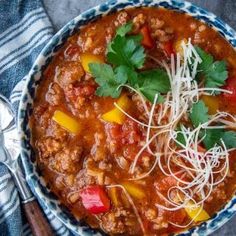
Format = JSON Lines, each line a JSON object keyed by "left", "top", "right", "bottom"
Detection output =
{"left": 195, "top": 46, "right": 228, "bottom": 92}
{"left": 221, "top": 131, "right": 236, "bottom": 149}
{"left": 89, "top": 64, "right": 128, "bottom": 98}
{"left": 89, "top": 22, "right": 170, "bottom": 103}
{"left": 201, "top": 129, "right": 224, "bottom": 150}
{"left": 176, "top": 125, "right": 187, "bottom": 147}
{"left": 189, "top": 100, "right": 210, "bottom": 127}
{"left": 189, "top": 100, "right": 236, "bottom": 149}
{"left": 137, "top": 69, "right": 170, "bottom": 103}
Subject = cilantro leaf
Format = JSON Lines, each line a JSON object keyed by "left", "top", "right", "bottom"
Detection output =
{"left": 201, "top": 129, "right": 224, "bottom": 150}
{"left": 116, "top": 22, "right": 133, "bottom": 36}
{"left": 205, "top": 61, "right": 228, "bottom": 88}
{"left": 90, "top": 23, "right": 171, "bottom": 103}
{"left": 189, "top": 100, "right": 210, "bottom": 127}
{"left": 138, "top": 69, "right": 170, "bottom": 103}
{"left": 121, "top": 66, "right": 139, "bottom": 87}
{"left": 107, "top": 31, "right": 145, "bottom": 69}
{"left": 195, "top": 46, "right": 214, "bottom": 71}
{"left": 221, "top": 131, "right": 236, "bottom": 148}
{"left": 89, "top": 63, "right": 128, "bottom": 98}
{"left": 139, "top": 69, "right": 171, "bottom": 93}
{"left": 176, "top": 125, "right": 187, "bottom": 147}
{"left": 195, "top": 46, "right": 228, "bottom": 92}
{"left": 189, "top": 99, "right": 236, "bottom": 149}
{"left": 201, "top": 129, "right": 236, "bottom": 150}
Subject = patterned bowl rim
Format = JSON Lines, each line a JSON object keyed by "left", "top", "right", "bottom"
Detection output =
{"left": 18, "top": 0, "right": 236, "bottom": 235}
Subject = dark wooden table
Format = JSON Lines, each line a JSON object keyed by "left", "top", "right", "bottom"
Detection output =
{"left": 42, "top": 1, "right": 236, "bottom": 235}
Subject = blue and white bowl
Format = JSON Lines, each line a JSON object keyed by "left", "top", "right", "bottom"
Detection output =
{"left": 18, "top": 0, "right": 236, "bottom": 235}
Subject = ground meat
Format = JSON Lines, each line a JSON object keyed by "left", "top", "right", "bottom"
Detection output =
{"left": 64, "top": 44, "right": 80, "bottom": 61}
{"left": 98, "top": 160, "right": 112, "bottom": 171}
{"left": 90, "top": 132, "right": 108, "bottom": 161}
{"left": 64, "top": 82, "right": 96, "bottom": 110}
{"left": 193, "top": 25, "right": 207, "bottom": 44}
{"left": 101, "top": 212, "right": 126, "bottom": 234}
{"left": 150, "top": 18, "right": 165, "bottom": 30}
{"left": 91, "top": 145, "right": 106, "bottom": 161}
{"left": 46, "top": 121, "right": 68, "bottom": 141}
{"left": 141, "top": 155, "right": 152, "bottom": 168}
{"left": 115, "top": 156, "right": 129, "bottom": 170}
{"left": 133, "top": 13, "right": 146, "bottom": 31}
{"left": 150, "top": 17, "right": 173, "bottom": 43}
{"left": 64, "top": 174, "right": 75, "bottom": 187}
{"left": 33, "top": 104, "right": 47, "bottom": 121}
{"left": 67, "top": 192, "right": 80, "bottom": 204}
{"left": 77, "top": 25, "right": 107, "bottom": 53}
{"left": 114, "top": 11, "right": 129, "bottom": 26}
{"left": 101, "top": 208, "right": 139, "bottom": 235}
{"left": 50, "top": 145, "right": 83, "bottom": 174}
{"left": 46, "top": 82, "right": 64, "bottom": 106}
{"left": 33, "top": 105, "right": 52, "bottom": 129}
{"left": 84, "top": 37, "right": 93, "bottom": 51}
{"left": 73, "top": 96, "right": 86, "bottom": 110}
{"left": 152, "top": 216, "right": 169, "bottom": 230}
{"left": 76, "top": 169, "right": 97, "bottom": 189}
{"left": 55, "top": 61, "right": 84, "bottom": 87}
{"left": 105, "top": 27, "right": 114, "bottom": 44}
{"left": 36, "top": 137, "right": 63, "bottom": 159}
{"left": 206, "top": 182, "right": 227, "bottom": 203}
{"left": 145, "top": 208, "right": 158, "bottom": 221}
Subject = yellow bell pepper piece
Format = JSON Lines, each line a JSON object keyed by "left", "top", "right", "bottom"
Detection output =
{"left": 52, "top": 110, "right": 81, "bottom": 134}
{"left": 102, "top": 108, "right": 125, "bottom": 125}
{"left": 80, "top": 53, "right": 104, "bottom": 73}
{"left": 174, "top": 38, "right": 188, "bottom": 56}
{"left": 201, "top": 95, "right": 219, "bottom": 115}
{"left": 109, "top": 188, "right": 119, "bottom": 207}
{"left": 102, "top": 94, "right": 130, "bottom": 125}
{"left": 122, "top": 182, "right": 145, "bottom": 200}
{"left": 185, "top": 201, "right": 210, "bottom": 222}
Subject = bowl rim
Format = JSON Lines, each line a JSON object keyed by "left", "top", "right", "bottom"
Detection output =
{"left": 17, "top": 0, "right": 236, "bottom": 235}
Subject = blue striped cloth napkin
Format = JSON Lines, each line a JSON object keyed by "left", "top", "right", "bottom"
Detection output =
{"left": 0, "top": 0, "right": 73, "bottom": 235}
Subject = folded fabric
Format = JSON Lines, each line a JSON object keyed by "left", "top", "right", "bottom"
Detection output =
{"left": 0, "top": 0, "right": 72, "bottom": 235}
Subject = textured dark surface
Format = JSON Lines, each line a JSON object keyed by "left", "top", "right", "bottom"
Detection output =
{"left": 42, "top": 1, "right": 236, "bottom": 235}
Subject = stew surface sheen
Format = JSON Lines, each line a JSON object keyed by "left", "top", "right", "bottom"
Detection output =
{"left": 31, "top": 7, "right": 236, "bottom": 235}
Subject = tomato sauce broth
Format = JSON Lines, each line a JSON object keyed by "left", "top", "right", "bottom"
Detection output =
{"left": 30, "top": 7, "right": 236, "bottom": 235}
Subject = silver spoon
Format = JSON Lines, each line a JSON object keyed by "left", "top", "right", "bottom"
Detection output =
{"left": 0, "top": 94, "right": 53, "bottom": 236}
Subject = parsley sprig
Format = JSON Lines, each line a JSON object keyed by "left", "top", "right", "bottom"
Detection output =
{"left": 89, "top": 22, "right": 170, "bottom": 103}
{"left": 195, "top": 47, "right": 228, "bottom": 93}
{"left": 189, "top": 100, "right": 236, "bottom": 149}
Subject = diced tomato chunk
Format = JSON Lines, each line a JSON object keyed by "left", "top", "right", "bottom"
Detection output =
{"left": 106, "top": 119, "right": 142, "bottom": 145}
{"left": 223, "top": 76, "right": 236, "bottom": 103}
{"left": 169, "top": 209, "right": 186, "bottom": 224}
{"left": 123, "top": 145, "right": 150, "bottom": 162}
{"left": 155, "top": 175, "right": 178, "bottom": 192}
{"left": 79, "top": 85, "right": 96, "bottom": 96}
{"left": 106, "top": 123, "right": 122, "bottom": 143}
{"left": 158, "top": 208, "right": 186, "bottom": 228}
{"left": 65, "top": 84, "right": 95, "bottom": 102}
{"left": 64, "top": 45, "right": 80, "bottom": 58}
{"left": 163, "top": 41, "right": 175, "bottom": 57}
{"left": 140, "top": 25, "right": 155, "bottom": 49}
{"left": 123, "top": 145, "right": 139, "bottom": 160}
{"left": 122, "top": 119, "right": 142, "bottom": 144}
{"left": 106, "top": 119, "right": 144, "bottom": 159}
{"left": 80, "top": 185, "right": 111, "bottom": 214}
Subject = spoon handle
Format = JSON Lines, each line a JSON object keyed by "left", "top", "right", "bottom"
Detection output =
{"left": 11, "top": 169, "right": 54, "bottom": 236}
{"left": 23, "top": 200, "right": 54, "bottom": 236}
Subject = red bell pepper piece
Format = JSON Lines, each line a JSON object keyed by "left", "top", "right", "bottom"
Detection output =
{"left": 140, "top": 25, "right": 155, "bottom": 49}
{"left": 80, "top": 185, "right": 111, "bottom": 214}
{"left": 223, "top": 76, "right": 236, "bottom": 103}
{"left": 163, "top": 41, "right": 175, "bottom": 57}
